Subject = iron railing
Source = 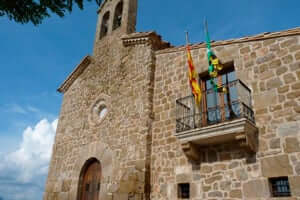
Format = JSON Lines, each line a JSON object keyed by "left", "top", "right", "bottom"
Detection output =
{"left": 176, "top": 79, "right": 255, "bottom": 133}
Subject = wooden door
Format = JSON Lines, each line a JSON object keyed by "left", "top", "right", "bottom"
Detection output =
{"left": 80, "top": 161, "right": 101, "bottom": 200}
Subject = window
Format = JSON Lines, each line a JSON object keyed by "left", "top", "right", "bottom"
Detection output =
{"left": 178, "top": 183, "right": 190, "bottom": 199}
{"left": 269, "top": 177, "right": 291, "bottom": 197}
{"left": 113, "top": 1, "right": 123, "bottom": 30}
{"left": 100, "top": 11, "right": 110, "bottom": 39}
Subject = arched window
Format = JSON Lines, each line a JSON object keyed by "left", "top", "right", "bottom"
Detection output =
{"left": 113, "top": 1, "right": 123, "bottom": 30}
{"left": 100, "top": 11, "right": 110, "bottom": 39}
{"left": 77, "top": 158, "right": 102, "bottom": 200}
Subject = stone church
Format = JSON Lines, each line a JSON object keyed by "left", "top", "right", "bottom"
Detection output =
{"left": 44, "top": 0, "right": 300, "bottom": 199}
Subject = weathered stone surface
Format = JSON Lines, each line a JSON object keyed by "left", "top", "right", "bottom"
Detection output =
{"left": 284, "top": 137, "right": 300, "bottom": 153}
{"left": 261, "top": 155, "right": 293, "bottom": 177}
{"left": 243, "top": 179, "right": 270, "bottom": 198}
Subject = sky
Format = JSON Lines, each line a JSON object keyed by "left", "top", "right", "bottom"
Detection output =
{"left": 0, "top": 0, "right": 300, "bottom": 199}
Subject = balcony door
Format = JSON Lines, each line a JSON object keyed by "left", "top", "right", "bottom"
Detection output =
{"left": 201, "top": 67, "right": 238, "bottom": 126}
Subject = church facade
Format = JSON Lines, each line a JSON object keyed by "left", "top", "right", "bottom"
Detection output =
{"left": 44, "top": 0, "right": 300, "bottom": 199}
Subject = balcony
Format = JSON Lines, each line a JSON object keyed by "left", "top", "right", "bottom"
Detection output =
{"left": 175, "top": 79, "right": 258, "bottom": 161}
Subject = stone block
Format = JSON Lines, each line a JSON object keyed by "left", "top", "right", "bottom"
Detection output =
{"left": 278, "top": 85, "right": 290, "bottom": 94}
{"left": 176, "top": 173, "right": 192, "bottom": 183}
{"left": 240, "top": 46, "right": 251, "bottom": 54}
{"left": 256, "top": 53, "right": 276, "bottom": 65}
{"left": 284, "top": 73, "right": 296, "bottom": 84}
{"left": 261, "top": 155, "right": 293, "bottom": 177}
{"left": 208, "top": 191, "right": 223, "bottom": 198}
{"left": 282, "top": 55, "right": 294, "bottom": 64}
{"left": 61, "top": 180, "right": 71, "bottom": 192}
{"left": 291, "top": 82, "right": 300, "bottom": 90}
{"left": 205, "top": 175, "right": 222, "bottom": 184}
{"left": 236, "top": 168, "right": 248, "bottom": 181}
{"left": 266, "top": 77, "right": 283, "bottom": 89}
{"left": 289, "top": 45, "right": 300, "bottom": 52}
{"left": 200, "top": 165, "right": 212, "bottom": 174}
{"left": 287, "top": 91, "right": 300, "bottom": 99}
{"left": 276, "top": 66, "right": 288, "bottom": 76}
{"left": 284, "top": 137, "right": 300, "bottom": 153}
{"left": 280, "top": 37, "right": 298, "bottom": 48}
{"left": 229, "top": 189, "right": 242, "bottom": 198}
{"left": 289, "top": 61, "right": 300, "bottom": 70}
{"left": 269, "top": 59, "right": 282, "bottom": 68}
{"left": 289, "top": 176, "right": 300, "bottom": 196}
{"left": 295, "top": 51, "right": 300, "bottom": 60}
{"left": 278, "top": 122, "right": 300, "bottom": 137}
{"left": 254, "top": 90, "right": 277, "bottom": 109}
{"left": 270, "top": 138, "right": 281, "bottom": 149}
{"left": 263, "top": 39, "right": 276, "bottom": 47}
{"left": 243, "top": 179, "right": 270, "bottom": 198}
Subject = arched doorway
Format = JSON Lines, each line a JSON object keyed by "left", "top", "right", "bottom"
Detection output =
{"left": 77, "top": 158, "right": 102, "bottom": 200}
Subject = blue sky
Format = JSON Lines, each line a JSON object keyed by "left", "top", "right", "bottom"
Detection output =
{"left": 0, "top": 0, "right": 299, "bottom": 199}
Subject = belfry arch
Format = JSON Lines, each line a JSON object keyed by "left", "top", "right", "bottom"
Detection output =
{"left": 100, "top": 11, "right": 110, "bottom": 39}
{"left": 113, "top": 1, "right": 123, "bottom": 30}
{"left": 77, "top": 158, "right": 102, "bottom": 200}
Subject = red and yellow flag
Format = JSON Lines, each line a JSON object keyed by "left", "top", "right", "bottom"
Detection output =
{"left": 186, "top": 45, "right": 202, "bottom": 105}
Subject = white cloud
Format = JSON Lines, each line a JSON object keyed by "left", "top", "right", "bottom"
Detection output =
{"left": 0, "top": 118, "right": 58, "bottom": 200}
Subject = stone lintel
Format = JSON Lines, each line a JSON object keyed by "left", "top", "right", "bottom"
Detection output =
{"left": 175, "top": 118, "right": 258, "bottom": 159}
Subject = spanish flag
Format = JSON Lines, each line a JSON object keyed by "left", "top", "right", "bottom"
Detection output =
{"left": 186, "top": 44, "right": 202, "bottom": 106}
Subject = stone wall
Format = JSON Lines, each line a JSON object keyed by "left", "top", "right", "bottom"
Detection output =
{"left": 150, "top": 34, "right": 300, "bottom": 200}
{"left": 44, "top": 30, "right": 158, "bottom": 199}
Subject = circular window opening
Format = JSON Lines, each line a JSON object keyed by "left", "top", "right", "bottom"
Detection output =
{"left": 98, "top": 105, "right": 108, "bottom": 120}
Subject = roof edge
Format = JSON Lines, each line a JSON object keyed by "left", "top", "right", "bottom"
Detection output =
{"left": 57, "top": 55, "right": 92, "bottom": 93}
{"left": 156, "top": 27, "right": 300, "bottom": 55}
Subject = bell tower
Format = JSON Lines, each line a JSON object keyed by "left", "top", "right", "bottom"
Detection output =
{"left": 94, "top": 0, "right": 137, "bottom": 41}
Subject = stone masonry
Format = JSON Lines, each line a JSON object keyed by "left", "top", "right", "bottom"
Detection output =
{"left": 44, "top": 0, "right": 300, "bottom": 199}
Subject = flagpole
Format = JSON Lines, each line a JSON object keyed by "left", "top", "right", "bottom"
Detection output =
{"left": 185, "top": 31, "right": 190, "bottom": 45}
